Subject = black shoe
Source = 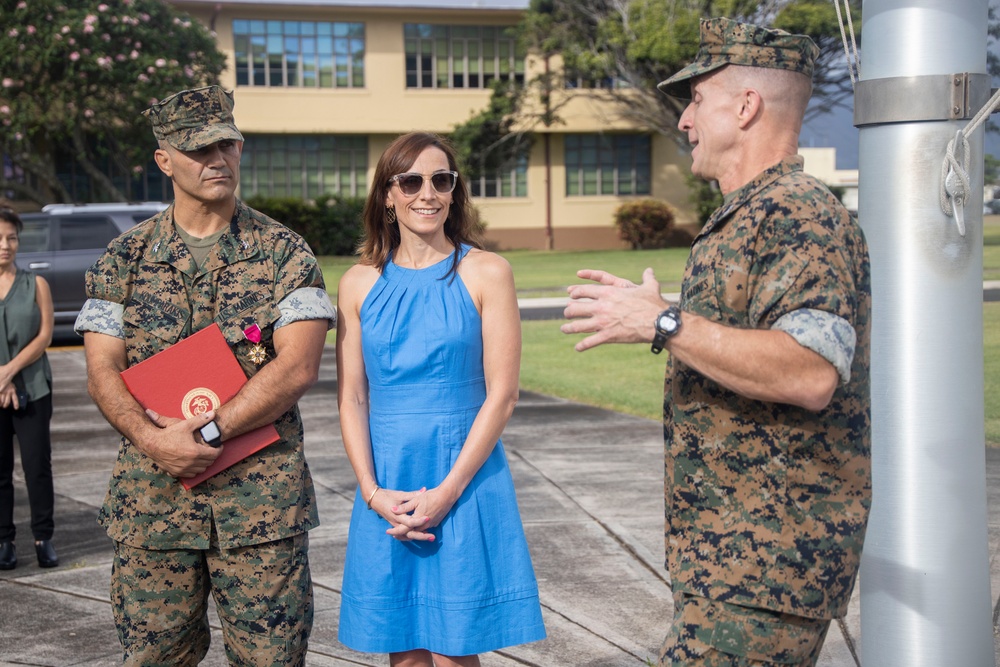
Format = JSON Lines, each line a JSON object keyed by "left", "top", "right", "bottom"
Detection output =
{"left": 34, "top": 540, "right": 58, "bottom": 568}
{"left": 0, "top": 541, "right": 15, "bottom": 570}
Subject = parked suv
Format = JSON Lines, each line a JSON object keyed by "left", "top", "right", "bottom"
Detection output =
{"left": 17, "top": 202, "right": 169, "bottom": 342}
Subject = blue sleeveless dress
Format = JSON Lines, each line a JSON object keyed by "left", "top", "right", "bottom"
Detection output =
{"left": 338, "top": 245, "right": 546, "bottom": 655}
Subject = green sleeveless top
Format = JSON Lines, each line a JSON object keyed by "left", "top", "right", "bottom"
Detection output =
{"left": 0, "top": 269, "right": 52, "bottom": 401}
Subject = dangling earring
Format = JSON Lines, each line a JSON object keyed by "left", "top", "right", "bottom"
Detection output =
{"left": 386, "top": 206, "right": 397, "bottom": 225}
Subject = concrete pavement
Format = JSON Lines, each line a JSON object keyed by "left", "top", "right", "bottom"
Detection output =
{"left": 1, "top": 340, "right": 998, "bottom": 666}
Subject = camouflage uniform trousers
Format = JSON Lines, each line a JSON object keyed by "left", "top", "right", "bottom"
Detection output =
{"left": 111, "top": 532, "right": 313, "bottom": 666}
{"left": 658, "top": 593, "right": 831, "bottom": 667}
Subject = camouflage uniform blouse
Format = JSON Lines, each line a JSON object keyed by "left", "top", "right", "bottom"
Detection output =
{"left": 666, "top": 156, "right": 871, "bottom": 620}
{"left": 76, "top": 201, "right": 335, "bottom": 550}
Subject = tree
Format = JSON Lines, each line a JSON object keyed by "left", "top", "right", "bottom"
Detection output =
{"left": 0, "top": 0, "right": 226, "bottom": 205}
{"left": 985, "top": 154, "right": 1000, "bottom": 187}
{"left": 449, "top": 80, "right": 529, "bottom": 186}
{"left": 451, "top": 1, "right": 863, "bottom": 233}
{"left": 519, "top": 0, "right": 861, "bottom": 147}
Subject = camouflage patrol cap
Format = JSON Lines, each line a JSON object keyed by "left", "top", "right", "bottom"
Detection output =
{"left": 142, "top": 85, "right": 244, "bottom": 151}
{"left": 657, "top": 18, "right": 819, "bottom": 99}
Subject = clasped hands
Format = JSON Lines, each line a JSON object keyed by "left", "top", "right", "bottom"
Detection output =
{"left": 370, "top": 486, "right": 455, "bottom": 543}
{"left": 141, "top": 408, "right": 224, "bottom": 478}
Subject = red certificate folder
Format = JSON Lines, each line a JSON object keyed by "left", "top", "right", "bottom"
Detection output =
{"left": 119, "top": 323, "right": 280, "bottom": 489}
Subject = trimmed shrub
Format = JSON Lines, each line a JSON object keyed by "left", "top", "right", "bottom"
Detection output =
{"left": 614, "top": 198, "right": 688, "bottom": 249}
{"left": 244, "top": 194, "right": 365, "bottom": 256}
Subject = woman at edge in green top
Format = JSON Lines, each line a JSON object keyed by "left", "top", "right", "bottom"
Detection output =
{"left": 0, "top": 206, "right": 57, "bottom": 570}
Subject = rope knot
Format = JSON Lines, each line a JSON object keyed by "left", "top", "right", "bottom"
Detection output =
{"left": 941, "top": 129, "right": 971, "bottom": 236}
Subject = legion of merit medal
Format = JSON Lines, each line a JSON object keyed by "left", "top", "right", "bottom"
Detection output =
{"left": 243, "top": 324, "right": 267, "bottom": 365}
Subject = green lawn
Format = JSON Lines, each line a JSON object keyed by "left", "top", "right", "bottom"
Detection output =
{"left": 527, "top": 303, "right": 1000, "bottom": 446}
{"left": 325, "top": 216, "right": 1000, "bottom": 296}
{"left": 319, "top": 247, "right": 690, "bottom": 303}
{"left": 323, "top": 221, "right": 1000, "bottom": 444}
{"left": 986, "top": 302, "right": 1000, "bottom": 445}
{"left": 502, "top": 248, "right": 690, "bottom": 297}
{"left": 984, "top": 216, "right": 1000, "bottom": 282}
{"left": 521, "top": 319, "right": 667, "bottom": 421}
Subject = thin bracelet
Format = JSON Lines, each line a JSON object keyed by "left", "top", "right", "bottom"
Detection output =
{"left": 366, "top": 485, "right": 381, "bottom": 510}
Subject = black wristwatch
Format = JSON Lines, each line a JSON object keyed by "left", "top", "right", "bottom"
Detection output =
{"left": 199, "top": 420, "right": 223, "bottom": 448}
{"left": 651, "top": 306, "right": 682, "bottom": 354}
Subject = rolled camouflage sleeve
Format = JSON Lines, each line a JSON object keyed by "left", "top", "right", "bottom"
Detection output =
{"left": 74, "top": 298, "right": 126, "bottom": 338}
{"left": 275, "top": 287, "right": 336, "bottom": 330}
{"left": 744, "top": 181, "right": 865, "bottom": 387}
{"left": 74, "top": 241, "right": 130, "bottom": 338}
{"left": 773, "top": 308, "right": 856, "bottom": 385}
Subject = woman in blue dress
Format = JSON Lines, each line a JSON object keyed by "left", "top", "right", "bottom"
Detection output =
{"left": 336, "top": 132, "right": 545, "bottom": 666}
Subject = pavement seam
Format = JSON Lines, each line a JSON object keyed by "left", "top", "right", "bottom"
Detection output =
{"left": 535, "top": 597, "right": 654, "bottom": 664}
{"left": 835, "top": 617, "right": 862, "bottom": 667}
{"left": 313, "top": 578, "right": 343, "bottom": 596}
{"left": 493, "top": 649, "right": 546, "bottom": 666}
{"left": 509, "top": 448, "right": 670, "bottom": 587}
{"left": 299, "top": 647, "right": 373, "bottom": 666}
{"left": 307, "top": 512, "right": 652, "bottom": 665}
{"left": 994, "top": 586, "right": 1000, "bottom": 627}
{"left": 1, "top": 580, "right": 372, "bottom": 666}
{"left": 311, "top": 478, "right": 356, "bottom": 505}
{"left": 0, "top": 577, "right": 112, "bottom": 606}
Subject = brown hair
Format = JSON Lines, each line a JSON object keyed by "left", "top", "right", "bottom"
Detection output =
{"left": 0, "top": 206, "right": 23, "bottom": 234}
{"left": 358, "top": 132, "right": 481, "bottom": 276}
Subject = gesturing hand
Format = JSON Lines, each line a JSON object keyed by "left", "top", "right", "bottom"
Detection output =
{"left": 561, "top": 267, "right": 666, "bottom": 351}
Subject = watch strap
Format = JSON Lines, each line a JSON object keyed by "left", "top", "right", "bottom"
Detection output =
{"left": 200, "top": 420, "right": 223, "bottom": 448}
{"left": 651, "top": 306, "right": 682, "bottom": 354}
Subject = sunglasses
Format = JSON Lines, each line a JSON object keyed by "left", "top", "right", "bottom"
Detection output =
{"left": 388, "top": 171, "right": 458, "bottom": 196}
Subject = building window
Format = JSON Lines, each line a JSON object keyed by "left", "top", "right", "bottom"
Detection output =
{"left": 565, "top": 134, "right": 651, "bottom": 196}
{"left": 564, "top": 74, "right": 630, "bottom": 90}
{"left": 469, "top": 153, "right": 528, "bottom": 198}
{"left": 234, "top": 20, "right": 365, "bottom": 88}
{"left": 404, "top": 24, "right": 525, "bottom": 89}
{"left": 241, "top": 135, "right": 368, "bottom": 199}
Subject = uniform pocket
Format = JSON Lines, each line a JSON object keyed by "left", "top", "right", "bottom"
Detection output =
{"left": 681, "top": 273, "right": 717, "bottom": 316}
{"left": 217, "top": 290, "right": 280, "bottom": 344}
{"left": 123, "top": 292, "right": 188, "bottom": 345}
{"left": 709, "top": 602, "right": 826, "bottom": 663}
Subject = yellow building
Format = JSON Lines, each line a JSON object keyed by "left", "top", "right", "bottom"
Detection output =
{"left": 170, "top": 0, "right": 697, "bottom": 250}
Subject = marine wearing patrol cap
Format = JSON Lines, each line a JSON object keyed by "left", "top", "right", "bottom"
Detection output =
{"left": 142, "top": 84, "right": 244, "bottom": 151}
{"left": 657, "top": 17, "right": 819, "bottom": 99}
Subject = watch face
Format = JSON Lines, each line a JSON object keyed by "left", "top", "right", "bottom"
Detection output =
{"left": 658, "top": 314, "right": 678, "bottom": 333}
{"left": 200, "top": 421, "right": 221, "bottom": 443}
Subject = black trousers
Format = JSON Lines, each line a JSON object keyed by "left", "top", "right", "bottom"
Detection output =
{"left": 0, "top": 392, "right": 54, "bottom": 542}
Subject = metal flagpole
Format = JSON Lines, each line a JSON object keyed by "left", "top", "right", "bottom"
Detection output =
{"left": 856, "top": 0, "right": 995, "bottom": 664}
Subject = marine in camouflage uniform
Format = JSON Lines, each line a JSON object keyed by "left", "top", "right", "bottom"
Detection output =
{"left": 75, "top": 85, "right": 335, "bottom": 666}
{"left": 563, "top": 18, "right": 871, "bottom": 667}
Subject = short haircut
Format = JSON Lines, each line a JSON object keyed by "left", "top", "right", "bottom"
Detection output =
{"left": 0, "top": 206, "right": 23, "bottom": 234}
{"left": 722, "top": 64, "right": 813, "bottom": 119}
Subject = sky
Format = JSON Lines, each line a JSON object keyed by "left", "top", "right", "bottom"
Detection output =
{"left": 800, "top": 91, "right": 1000, "bottom": 171}
{"left": 800, "top": 104, "right": 859, "bottom": 170}
{"left": 800, "top": 1, "right": 1000, "bottom": 170}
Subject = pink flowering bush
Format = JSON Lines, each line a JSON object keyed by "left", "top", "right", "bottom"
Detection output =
{"left": 0, "top": 0, "right": 225, "bottom": 204}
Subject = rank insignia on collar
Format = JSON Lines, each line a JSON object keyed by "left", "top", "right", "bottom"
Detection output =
{"left": 243, "top": 324, "right": 267, "bottom": 365}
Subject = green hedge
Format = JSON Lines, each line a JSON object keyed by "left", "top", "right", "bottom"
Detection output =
{"left": 614, "top": 198, "right": 692, "bottom": 249}
{"left": 244, "top": 194, "right": 365, "bottom": 256}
